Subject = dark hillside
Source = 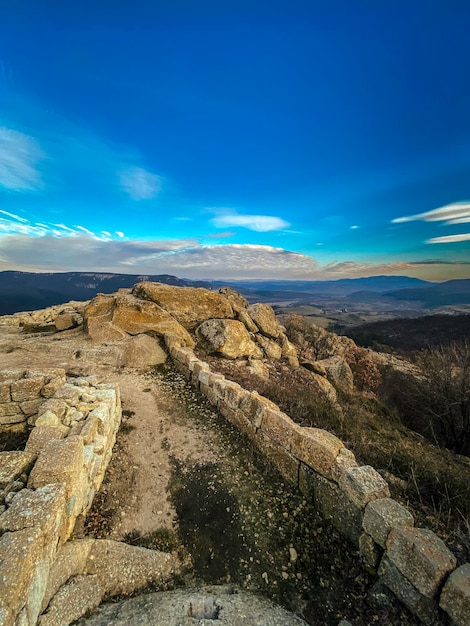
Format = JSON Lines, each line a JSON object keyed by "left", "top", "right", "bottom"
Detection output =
{"left": 337, "top": 313, "right": 470, "bottom": 353}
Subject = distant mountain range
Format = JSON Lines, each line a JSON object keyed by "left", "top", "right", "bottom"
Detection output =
{"left": 0, "top": 271, "right": 469, "bottom": 315}
{"left": 0, "top": 271, "right": 211, "bottom": 315}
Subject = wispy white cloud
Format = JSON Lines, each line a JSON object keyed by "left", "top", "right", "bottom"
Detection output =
{"left": 0, "top": 209, "right": 29, "bottom": 223}
{"left": 426, "top": 233, "right": 470, "bottom": 244}
{"left": 0, "top": 127, "right": 44, "bottom": 192}
{"left": 210, "top": 209, "right": 290, "bottom": 232}
{"left": 392, "top": 202, "right": 470, "bottom": 225}
{"left": 115, "top": 231, "right": 124, "bottom": 238}
{"left": 119, "top": 166, "right": 162, "bottom": 200}
{"left": 350, "top": 225, "right": 359, "bottom": 230}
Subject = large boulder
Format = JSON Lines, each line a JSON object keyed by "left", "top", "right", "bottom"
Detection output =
{"left": 196, "top": 320, "right": 263, "bottom": 359}
{"left": 84, "top": 293, "right": 193, "bottom": 347}
{"left": 132, "top": 282, "right": 235, "bottom": 329}
{"left": 117, "top": 335, "right": 167, "bottom": 370}
{"left": 317, "top": 356, "right": 354, "bottom": 393}
{"left": 246, "top": 304, "right": 281, "bottom": 339}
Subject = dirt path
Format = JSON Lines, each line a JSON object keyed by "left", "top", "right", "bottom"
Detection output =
{"left": 0, "top": 325, "right": 419, "bottom": 625}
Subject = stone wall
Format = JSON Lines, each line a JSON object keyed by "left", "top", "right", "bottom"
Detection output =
{"left": 0, "top": 370, "right": 122, "bottom": 625}
{"left": 169, "top": 343, "right": 470, "bottom": 626}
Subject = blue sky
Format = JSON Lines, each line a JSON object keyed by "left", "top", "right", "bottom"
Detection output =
{"left": 1, "top": 0, "right": 470, "bottom": 281}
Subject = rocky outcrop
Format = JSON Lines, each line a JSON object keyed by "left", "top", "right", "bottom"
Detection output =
{"left": 132, "top": 282, "right": 235, "bottom": 329}
{"left": 196, "top": 319, "right": 263, "bottom": 359}
{"left": 246, "top": 303, "right": 281, "bottom": 339}
{"left": 84, "top": 293, "right": 193, "bottom": 347}
{"left": 75, "top": 585, "right": 308, "bottom": 625}
{"left": 0, "top": 302, "right": 86, "bottom": 331}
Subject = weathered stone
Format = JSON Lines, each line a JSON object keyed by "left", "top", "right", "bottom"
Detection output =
{"left": 37, "top": 398, "right": 68, "bottom": 420}
{"left": 0, "top": 527, "right": 44, "bottom": 622}
{"left": 84, "top": 539, "right": 179, "bottom": 597}
{"left": 246, "top": 303, "right": 281, "bottom": 339}
{"left": 378, "top": 555, "right": 438, "bottom": 624}
{"left": 25, "top": 425, "right": 69, "bottom": 456}
{"left": 0, "top": 401, "right": 21, "bottom": 416}
{"left": 239, "top": 391, "right": 279, "bottom": 429}
{"left": 0, "top": 380, "right": 11, "bottom": 402}
{"left": 311, "top": 472, "right": 363, "bottom": 544}
{"left": 118, "top": 334, "right": 167, "bottom": 370}
{"left": 42, "top": 539, "right": 95, "bottom": 612}
{"left": 363, "top": 498, "right": 414, "bottom": 548}
{"left": 0, "top": 410, "right": 25, "bottom": 425}
{"left": 291, "top": 427, "right": 345, "bottom": 481}
{"left": 218, "top": 286, "right": 249, "bottom": 313}
{"left": 39, "top": 574, "right": 103, "bottom": 626}
{"left": 339, "top": 465, "right": 390, "bottom": 509}
{"left": 317, "top": 356, "right": 354, "bottom": 393}
{"left": 28, "top": 436, "right": 84, "bottom": 500}
{"left": 35, "top": 410, "right": 61, "bottom": 427}
{"left": 237, "top": 309, "right": 259, "bottom": 333}
{"left": 10, "top": 376, "right": 45, "bottom": 402}
{"left": 197, "top": 319, "right": 263, "bottom": 359}
{"left": 386, "top": 526, "right": 457, "bottom": 598}
{"left": 255, "top": 334, "right": 282, "bottom": 360}
{"left": 0, "top": 484, "right": 66, "bottom": 537}
{"left": 70, "top": 586, "right": 308, "bottom": 626}
{"left": 440, "top": 563, "right": 470, "bottom": 626}
{"left": 0, "top": 451, "right": 36, "bottom": 489}
{"left": 42, "top": 376, "right": 67, "bottom": 399}
{"left": 19, "top": 398, "right": 44, "bottom": 416}
{"left": 359, "top": 533, "right": 382, "bottom": 570}
{"left": 261, "top": 408, "right": 300, "bottom": 450}
{"left": 279, "top": 334, "right": 299, "bottom": 366}
{"left": 254, "top": 431, "right": 300, "bottom": 484}
{"left": 301, "top": 360, "right": 327, "bottom": 376}
{"left": 247, "top": 359, "right": 270, "bottom": 379}
{"left": 55, "top": 312, "right": 81, "bottom": 331}
{"left": 132, "top": 281, "right": 235, "bottom": 329}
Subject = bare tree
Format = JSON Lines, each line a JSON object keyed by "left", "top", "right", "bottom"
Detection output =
{"left": 414, "top": 340, "right": 470, "bottom": 455}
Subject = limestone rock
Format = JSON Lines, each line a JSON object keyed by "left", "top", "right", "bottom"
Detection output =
{"left": 0, "top": 451, "right": 36, "bottom": 489}
{"left": 84, "top": 539, "right": 179, "bottom": 597}
{"left": 237, "top": 309, "right": 259, "bottom": 333}
{"left": 118, "top": 334, "right": 167, "bottom": 370}
{"left": 42, "top": 539, "right": 95, "bottom": 614}
{"left": 218, "top": 287, "right": 249, "bottom": 313}
{"left": 25, "top": 425, "right": 69, "bottom": 456}
{"left": 197, "top": 319, "right": 263, "bottom": 359}
{"left": 74, "top": 586, "right": 308, "bottom": 625}
{"left": 247, "top": 359, "right": 270, "bottom": 379}
{"left": 0, "top": 484, "right": 66, "bottom": 537}
{"left": 386, "top": 527, "right": 457, "bottom": 598}
{"left": 291, "top": 427, "right": 345, "bottom": 481}
{"left": 55, "top": 313, "right": 82, "bottom": 331}
{"left": 247, "top": 303, "right": 281, "bottom": 339}
{"left": 132, "top": 281, "right": 235, "bottom": 329}
{"left": 255, "top": 334, "right": 282, "bottom": 360}
{"left": 39, "top": 574, "right": 103, "bottom": 626}
{"left": 317, "top": 356, "right": 354, "bottom": 393}
{"left": 440, "top": 563, "right": 470, "bottom": 626}
{"left": 363, "top": 498, "right": 414, "bottom": 548}
{"left": 84, "top": 293, "right": 193, "bottom": 347}
{"left": 339, "top": 465, "right": 390, "bottom": 509}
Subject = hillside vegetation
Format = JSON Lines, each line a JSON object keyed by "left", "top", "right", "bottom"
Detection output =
{"left": 208, "top": 313, "right": 470, "bottom": 563}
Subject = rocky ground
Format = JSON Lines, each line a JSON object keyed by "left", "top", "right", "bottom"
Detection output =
{"left": 0, "top": 322, "right": 420, "bottom": 625}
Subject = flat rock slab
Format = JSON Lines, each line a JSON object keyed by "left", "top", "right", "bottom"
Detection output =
{"left": 77, "top": 586, "right": 308, "bottom": 625}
